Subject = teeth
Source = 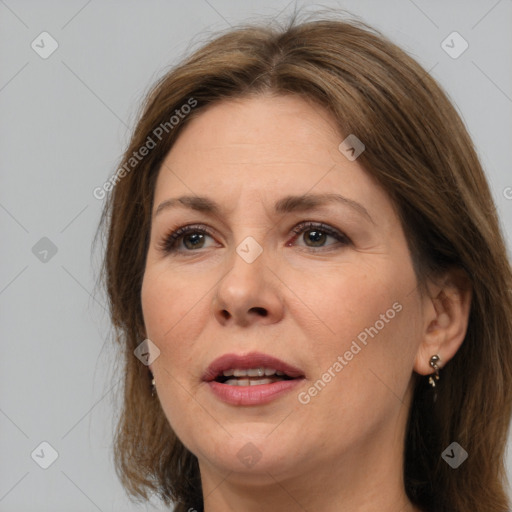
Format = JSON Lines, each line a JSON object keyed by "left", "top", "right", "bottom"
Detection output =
{"left": 223, "top": 367, "right": 284, "bottom": 377}
{"left": 224, "top": 377, "right": 280, "bottom": 386}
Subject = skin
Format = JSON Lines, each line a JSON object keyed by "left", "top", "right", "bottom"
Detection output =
{"left": 141, "top": 94, "right": 472, "bottom": 512}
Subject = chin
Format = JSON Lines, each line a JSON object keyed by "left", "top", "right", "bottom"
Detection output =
{"left": 193, "top": 432, "right": 306, "bottom": 480}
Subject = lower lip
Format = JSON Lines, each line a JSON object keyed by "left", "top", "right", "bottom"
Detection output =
{"left": 206, "top": 378, "right": 304, "bottom": 406}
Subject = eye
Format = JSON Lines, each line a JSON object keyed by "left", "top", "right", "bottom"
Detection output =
{"left": 288, "top": 221, "right": 350, "bottom": 250}
{"left": 158, "top": 221, "right": 351, "bottom": 255}
{"left": 158, "top": 224, "right": 218, "bottom": 253}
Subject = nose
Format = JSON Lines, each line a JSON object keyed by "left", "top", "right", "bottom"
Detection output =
{"left": 212, "top": 246, "right": 284, "bottom": 327}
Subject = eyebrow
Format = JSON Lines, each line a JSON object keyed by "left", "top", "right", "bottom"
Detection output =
{"left": 154, "top": 193, "right": 374, "bottom": 224}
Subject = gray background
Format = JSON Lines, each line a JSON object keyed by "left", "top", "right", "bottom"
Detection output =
{"left": 1, "top": 0, "right": 511, "bottom": 510}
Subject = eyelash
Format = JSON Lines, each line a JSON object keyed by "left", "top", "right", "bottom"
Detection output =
{"left": 158, "top": 221, "right": 351, "bottom": 254}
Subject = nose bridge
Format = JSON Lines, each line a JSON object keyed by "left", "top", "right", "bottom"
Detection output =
{"left": 212, "top": 232, "right": 283, "bottom": 325}
{"left": 222, "top": 236, "right": 267, "bottom": 303}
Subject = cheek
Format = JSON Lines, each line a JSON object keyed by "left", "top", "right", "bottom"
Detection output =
{"left": 291, "top": 259, "right": 419, "bottom": 401}
{"left": 141, "top": 265, "right": 219, "bottom": 392}
{"left": 141, "top": 269, "right": 210, "bottom": 431}
{"left": 284, "top": 259, "right": 407, "bottom": 353}
{"left": 295, "top": 291, "right": 419, "bottom": 446}
{"left": 141, "top": 268, "right": 207, "bottom": 366}
{"left": 142, "top": 263, "right": 206, "bottom": 330}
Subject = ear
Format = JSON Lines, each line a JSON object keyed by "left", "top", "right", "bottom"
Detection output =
{"left": 413, "top": 268, "right": 472, "bottom": 376}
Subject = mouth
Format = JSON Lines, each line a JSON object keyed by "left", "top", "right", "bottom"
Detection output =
{"left": 202, "top": 352, "right": 305, "bottom": 405}
{"left": 203, "top": 351, "right": 305, "bottom": 383}
{"left": 214, "top": 368, "right": 296, "bottom": 386}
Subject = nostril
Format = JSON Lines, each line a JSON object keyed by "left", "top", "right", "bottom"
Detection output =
{"left": 250, "top": 307, "right": 267, "bottom": 316}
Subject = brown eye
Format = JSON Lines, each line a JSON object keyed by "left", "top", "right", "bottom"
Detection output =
{"left": 302, "top": 229, "right": 328, "bottom": 247}
{"left": 159, "top": 225, "right": 216, "bottom": 253}
{"left": 182, "top": 232, "right": 206, "bottom": 250}
{"left": 290, "top": 222, "right": 350, "bottom": 250}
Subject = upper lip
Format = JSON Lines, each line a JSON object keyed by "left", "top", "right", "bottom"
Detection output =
{"left": 202, "top": 351, "right": 305, "bottom": 382}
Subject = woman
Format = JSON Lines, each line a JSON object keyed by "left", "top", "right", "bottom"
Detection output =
{"left": 98, "top": 13, "right": 512, "bottom": 512}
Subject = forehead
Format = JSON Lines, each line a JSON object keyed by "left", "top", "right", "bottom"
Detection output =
{"left": 152, "top": 94, "right": 390, "bottom": 222}
{"left": 166, "top": 94, "right": 340, "bottom": 169}
{"left": 179, "top": 93, "right": 342, "bottom": 146}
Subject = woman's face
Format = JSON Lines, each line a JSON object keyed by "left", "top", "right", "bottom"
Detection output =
{"left": 141, "top": 94, "right": 428, "bottom": 485}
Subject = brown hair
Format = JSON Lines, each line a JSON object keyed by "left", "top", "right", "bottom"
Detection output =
{"left": 97, "top": 12, "right": 512, "bottom": 512}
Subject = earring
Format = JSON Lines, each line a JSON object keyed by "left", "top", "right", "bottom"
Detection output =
{"left": 149, "top": 372, "right": 156, "bottom": 397}
{"left": 428, "top": 354, "right": 441, "bottom": 388}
